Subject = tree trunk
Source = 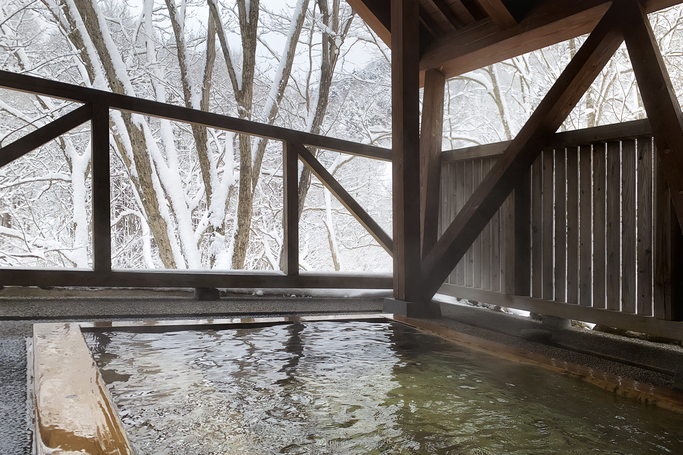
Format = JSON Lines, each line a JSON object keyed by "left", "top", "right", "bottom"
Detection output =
{"left": 65, "top": 0, "right": 178, "bottom": 268}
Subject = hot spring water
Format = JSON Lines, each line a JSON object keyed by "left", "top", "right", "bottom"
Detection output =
{"left": 85, "top": 321, "right": 683, "bottom": 454}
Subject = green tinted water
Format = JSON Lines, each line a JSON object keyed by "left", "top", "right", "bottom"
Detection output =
{"left": 86, "top": 321, "right": 683, "bottom": 454}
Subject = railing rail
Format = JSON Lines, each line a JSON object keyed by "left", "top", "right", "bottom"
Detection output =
{"left": 0, "top": 71, "right": 393, "bottom": 290}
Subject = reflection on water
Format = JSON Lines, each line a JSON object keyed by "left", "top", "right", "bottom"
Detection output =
{"left": 85, "top": 322, "right": 683, "bottom": 455}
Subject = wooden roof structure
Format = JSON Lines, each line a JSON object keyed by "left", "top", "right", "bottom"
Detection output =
{"left": 348, "top": 0, "right": 683, "bottom": 81}
{"left": 344, "top": 0, "right": 683, "bottom": 317}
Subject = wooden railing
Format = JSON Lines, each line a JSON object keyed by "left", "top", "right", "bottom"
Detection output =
{"left": 0, "top": 70, "right": 393, "bottom": 290}
{"left": 439, "top": 119, "right": 683, "bottom": 340}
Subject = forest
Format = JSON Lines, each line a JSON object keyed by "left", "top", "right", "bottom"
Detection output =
{"left": 1, "top": 0, "right": 682, "bottom": 274}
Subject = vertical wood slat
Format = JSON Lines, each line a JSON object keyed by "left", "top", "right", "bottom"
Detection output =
{"left": 465, "top": 160, "right": 474, "bottom": 288}
{"left": 532, "top": 156, "right": 543, "bottom": 298}
{"left": 444, "top": 163, "right": 454, "bottom": 284}
{"left": 579, "top": 145, "right": 593, "bottom": 307}
{"left": 513, "top": 169, "right": 532, "bottom": 296}
{"left": 637, "top": 138, "right": 653, "bottom": 316}
{"left": 92, "top": 104, "right": 111, "bottom": 273}
{"left": 606, "top": 141, "right": 621, "bottom": 311}
{"left": 283, "top": 141, "right": 299, "bottom": 275}
{"left": 481, "top": 159, "right": 492, "bottom": 290}
{"left": 542, "top": 149, "right": 554, "bottom": 300}
{"left": 555, "top": 148, "right": 567, "bottom": 302}
{"left": 491, "top": 174, "right": 501, "bottom": 292}
{"left": 593, "top": 143, "right": 607, "bottom": 309}
{"left": 455, "top": 161, "right": 465, "bottom": 285}
{"left": 472, "top": 159, "right": 482, "bottom": 288}
{"left": 502, "top": 177, "right": 516, "bottom": 294}
{"left": 622, "top": 139, "right": 637, "bottom": 313}
{"left": 566, "top": 146, "right": 579, "bottom": 304}
{"left": 654, "top": 146, "right": 671, "bottom": 320}
{"left": 501, "top": 188, "right": 513, "bottom": 294}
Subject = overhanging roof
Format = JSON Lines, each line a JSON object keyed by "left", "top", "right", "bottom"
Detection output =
{"left": 347, "top": 0, "right": 683, "bottom": 80}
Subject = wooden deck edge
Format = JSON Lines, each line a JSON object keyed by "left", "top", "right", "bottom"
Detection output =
{"left": 390, "top": 314, "right": 683, "bottom": 414}
{"left": 438, "top": 283, "right": 683, "bottom": 341}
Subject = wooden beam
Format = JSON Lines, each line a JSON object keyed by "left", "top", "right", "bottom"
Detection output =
{"left": 0, "top": 70, "right": 390, "bottom": 161}
{"left": 0, "top": 104, "right": 91, "bottom": 168}
{"left": 419, "top": 5, "right": 442, "bottom": 38}
{"left": 477, "top": 0, "right": 517, "bottom": 29}
{"left": 428, "top": 0, "right": 464, "bottom": 31}
{"left": 283, "top": 141, "right": 299, "bottom": 275}
{"left": 420, "top": 68, "right": 446, "bottom": 257}
{"left": 0, "top": 268, "right": 393, "bottom": 290}
{"left": 441, "top": 118, "right": 653, "bottom": 162}
{"left": 392, "top": 0, "right": 422, "bottom": 302}
{"left": 420, "top": 3, "right": 626, "bottom": 302}
{"left": 420, "top": 0, "right": 682, "bottom": 81}
{"left": 622, "top": 0, "right": 683, "bottom": 233}
{"left": 345, "top": 0, "right": 391, "bottom": 46}
{"left": 91, "top": 104, "right": 111, "bottom": 273}
{"left": 293, "top": 142, "right": 393, "bottom": 255}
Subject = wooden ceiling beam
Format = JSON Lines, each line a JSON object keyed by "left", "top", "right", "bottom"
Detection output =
{"left": 477, "top": 0, "right": 517, "bottom": 29}
{"left": 420, "top": 0, "right": 683, "bottom": 80}
{"left": 428, "top": 0, "right": 464, "bottom": 31}
{"left": 346, "top": 0, "right": 391, "bottom": 46}
{"left": 420, "top": 5, "right": 442, "bottom": 37}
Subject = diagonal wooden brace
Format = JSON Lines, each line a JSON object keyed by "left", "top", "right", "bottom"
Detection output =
{"left": 420, "top": 3, "right": 627, "bottom": 302}
{"left": 293, "top": 141, "right": 393, "bottom": 255}
{"left": 622, "top": 0, "right": 683, "bottom": 234}
{"left": 0, "top": 104, "right": 92, "bottom": 168}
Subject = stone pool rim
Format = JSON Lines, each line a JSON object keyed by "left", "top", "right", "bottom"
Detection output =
{"left": 33, "top": 313, "right": 683, "bottom": 455}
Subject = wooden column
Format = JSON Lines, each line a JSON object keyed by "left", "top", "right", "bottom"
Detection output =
{"left": 91, "top": 104, "right": 111, "bottom": 273}
{"left": 420, "top": 68, "right": 446, "bottom": 258}
{"left": 391, "top": 0, "right": 422, "bottom": 303}
{"left": 283, "top": 141, "right": 299, "bottom": 276}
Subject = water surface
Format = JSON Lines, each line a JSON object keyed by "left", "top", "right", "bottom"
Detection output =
{"left": 86, "top": 321, "right": 683, "bottom": 454}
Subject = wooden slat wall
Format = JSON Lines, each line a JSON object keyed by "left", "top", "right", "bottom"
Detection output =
{"left": 439, "top": 135, "right": 671, "bottom": 322}
{"left": 440, "top": 157, "right": 511, "bottom": 292}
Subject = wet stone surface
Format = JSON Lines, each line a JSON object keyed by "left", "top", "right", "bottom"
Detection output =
{"left": 0, "top": 337, "right": 30, "bottom": 455}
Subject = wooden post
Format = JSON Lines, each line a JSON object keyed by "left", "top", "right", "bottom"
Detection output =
{"left": 283, "top": 141, "right": 299, "bottom": 276}
{"left": 91, "top": 104, "right": 111, "bottom": 273}
{"left": 420, "top": 68, "right": 445, "bottom": 258}
{"left": 391, "top": 0, "right": 422, "bottom": 303}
